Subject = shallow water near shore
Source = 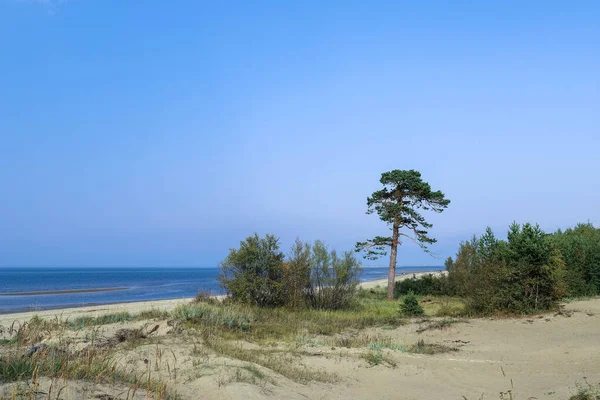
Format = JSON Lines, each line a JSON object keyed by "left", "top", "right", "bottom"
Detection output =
{"left": 0, "top": 266, "right": 441, "bottom": 313}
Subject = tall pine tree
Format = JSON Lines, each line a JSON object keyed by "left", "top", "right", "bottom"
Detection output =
{"left": 356, "top": 170, "right": 450, "bottom": 300}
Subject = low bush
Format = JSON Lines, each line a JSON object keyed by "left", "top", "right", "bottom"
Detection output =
{"left": 394, "top": 273, "right": 450, "bottom": 297}
{"left": 399, "top": 291, "right": 424, "bottom": 317}
{"left": 218, "top": 233, "right": 287, "bottom": 307}
{"left": 304, "top": 241, "right": 361, "bottom": 310}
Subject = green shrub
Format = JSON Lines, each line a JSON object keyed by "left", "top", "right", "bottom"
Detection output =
{"left": 219, "top": 234, "right": 361, "bottom": 310}
{"left": 305, "top": 241, "right": 361, "bottom": 310}
{"left": 446, "top": 224, "right": 566, "bottom": 315}
{"left": 218, "top": 233, "right": 286, "bottom": 307}
{"left": 282, "top": 239, "right": 312, "bottom": 308}
{"left": 399, "top": 291, "right": 424, "bottom": 316}
{"left": 394, "top": 273, "right": 450, "bottom": 297}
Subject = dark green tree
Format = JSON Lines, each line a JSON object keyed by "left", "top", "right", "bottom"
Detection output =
{"left": 399, "top": 290, "right": 424, "bottom": 316}
{"left": 356, "top": 170, "right": 450, "bottom": 300}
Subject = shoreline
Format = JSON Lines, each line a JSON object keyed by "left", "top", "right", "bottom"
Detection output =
{"left": 0, "top": 271, "right": 445, "bottom": 325}
{"left": 0, "top": 287, "right": 128, "bottom": 296}
{"left": 359, "top": 270, "right": 446, "bottom": 289}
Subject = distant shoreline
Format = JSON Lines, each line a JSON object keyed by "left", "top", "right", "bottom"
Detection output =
{"left": 0, "top": 287, "right": 128, "bottom": 296}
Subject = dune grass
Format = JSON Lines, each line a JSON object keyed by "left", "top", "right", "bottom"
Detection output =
{"left": 68, "top": 311, "right": 134, "bottom": 330}
{"left": 570, "top": 379, "right": 600, "bottom": 400}
{"left": 201, "top": 332, "right": 338, "bottom": 384}
{"left": 0, "top": 291, "right": 467, "bottom": 394}
{"left": 68, "top": 309, "right": 171, "bottom": 330}
{"left": 0, "top": 344, "right": 179, "bottom": 399}
{"left": 173, "top": 296, "right": 406, "bottom": 344}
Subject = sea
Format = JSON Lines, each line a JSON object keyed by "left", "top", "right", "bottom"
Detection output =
{"left": 0, "top": 266, "right": 442, "bottom": 314}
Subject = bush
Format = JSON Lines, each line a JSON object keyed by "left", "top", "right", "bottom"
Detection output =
{"left": 218, "top": 233, "right": 286, "bottom": 307}
{"left": 219, "top": 235, "right": 361, "bottom": 310}
{"left": 399, "top": 291, "right": 424, "bottom": 316}
{"left": 394, "top": 273, "right": 450, "bottom": 297}
{"left": 305, "top": 241, "right": 361, "bottom": 310}
{"left": 446, "top": 224, "right": 566, "bottom": 315}
{"left": 282, "top": 239, "right": 312, "bottom": 308}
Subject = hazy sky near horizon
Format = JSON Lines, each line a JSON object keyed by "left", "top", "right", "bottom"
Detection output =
{"left": 0, "top": 1, "right": 598, "bottom": 267}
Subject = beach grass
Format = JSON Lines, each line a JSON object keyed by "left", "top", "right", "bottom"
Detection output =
{"left": 68, "top": 311, "right": 134, "bottom": 330}
{"left": 0, "top": 287, "right": 466, "bottom": 396}
{"left": 0, "top": 343, "right": 179, "bottom": 399}
{"left": 173, "top": 296, "right": 406, "bottom": 343}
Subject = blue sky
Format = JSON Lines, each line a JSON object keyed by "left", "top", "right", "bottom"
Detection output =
{"left": 0, "top": 1, "right": 598, "bottom": 267}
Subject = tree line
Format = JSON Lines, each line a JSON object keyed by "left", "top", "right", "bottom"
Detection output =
{"left": 397, "top": 222, "right": 600, "bottom": 314}
{"left": 217, "top": 168, "right": 599, "bottom": 315}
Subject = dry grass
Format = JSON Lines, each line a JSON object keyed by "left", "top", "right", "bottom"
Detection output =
{"left": 201, "top": 332, "right": 338, "bottom": 384}
{"left": 404, "top": 339, "right": 458, "bottom": 355}
{"left": 415, "top": 318, "right": 468, "bottom": 334}
{"left": 0, "top": 293, "right": 470, "bottom": 396}
{"left": 0, "top": 344, "right": 178, "bottom": 399}
{"left": 570, "top": 379, "right": 600, "bottom": 400}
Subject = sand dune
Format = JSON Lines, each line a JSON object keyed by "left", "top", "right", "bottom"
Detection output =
{"left": 2, "top": 274, "right": 598, "bottom": 399}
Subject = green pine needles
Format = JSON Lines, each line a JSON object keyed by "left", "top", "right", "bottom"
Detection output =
{"left": 356, "top": 169, "right": 450, "bottom": 299}
{"left": 399, "top": 290, "right": 424, "bottom": 317}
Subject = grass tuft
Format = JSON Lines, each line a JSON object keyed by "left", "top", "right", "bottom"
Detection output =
{"left": 404, "top": 339, "right": 458, "bottom": 355}
{"left": 416, "top": 318, "right": 467, "bottom": 334}
{"left": 69, "top": 312, "right": 134, "bottom": 330}
{"left": 201, "top": 334, "right": 338, "bottom": 384}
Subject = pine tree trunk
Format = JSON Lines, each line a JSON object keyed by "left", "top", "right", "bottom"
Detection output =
{"left": 387, "top": 221, "right": 399, "bottom": 300}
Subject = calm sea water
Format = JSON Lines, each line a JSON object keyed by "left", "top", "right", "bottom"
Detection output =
{"left": 0, "top": 266, "right": 441, "bottom": 314}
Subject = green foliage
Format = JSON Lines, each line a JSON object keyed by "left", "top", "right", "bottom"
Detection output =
{"left": 570, "top": 379, "right": 600, "bottom": 400}
{"left": 305, "top": 241, "right": 361, "bottom": 310}
{"left": 394, "top": 273, "right": 450, "bottom": 297}
{"left": 446, "top": 223, "right": 566, "bottom": 314}
{"left": 219, "top": 234, "right": 361, "bottom": 310}
{"left": 68, "top": 312, "right": 134, "bottom": 330}
{"left": 282, "top": 238, "right": 312, "bottom": 308}
{"left": 0, "top": 356, "right": 35, "bottom": 382}
{"left": 355, "top": 169, "right": 450, "bottom": 260}
{"left": 548, "top": 223, "right": 600, "bottom": 297}
{"left": 399, "top": 291, "right": 424, "bottom": 316}
{"left": 356, "top": 169, "right": 450, "bottom": 299}
{"left": 218, "top": 233, "right": 286, "bottom": 307}
{"left": 173, "top": 303, "right": 253, "bottom": 331}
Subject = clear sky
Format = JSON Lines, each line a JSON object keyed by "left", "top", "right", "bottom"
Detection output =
{"left": 1, "top": 1, "right": 598, "bottom": 267}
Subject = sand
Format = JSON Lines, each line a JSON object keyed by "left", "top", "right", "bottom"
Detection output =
{"left": 2, "top": 273, "right": 599, "bottom": 399}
